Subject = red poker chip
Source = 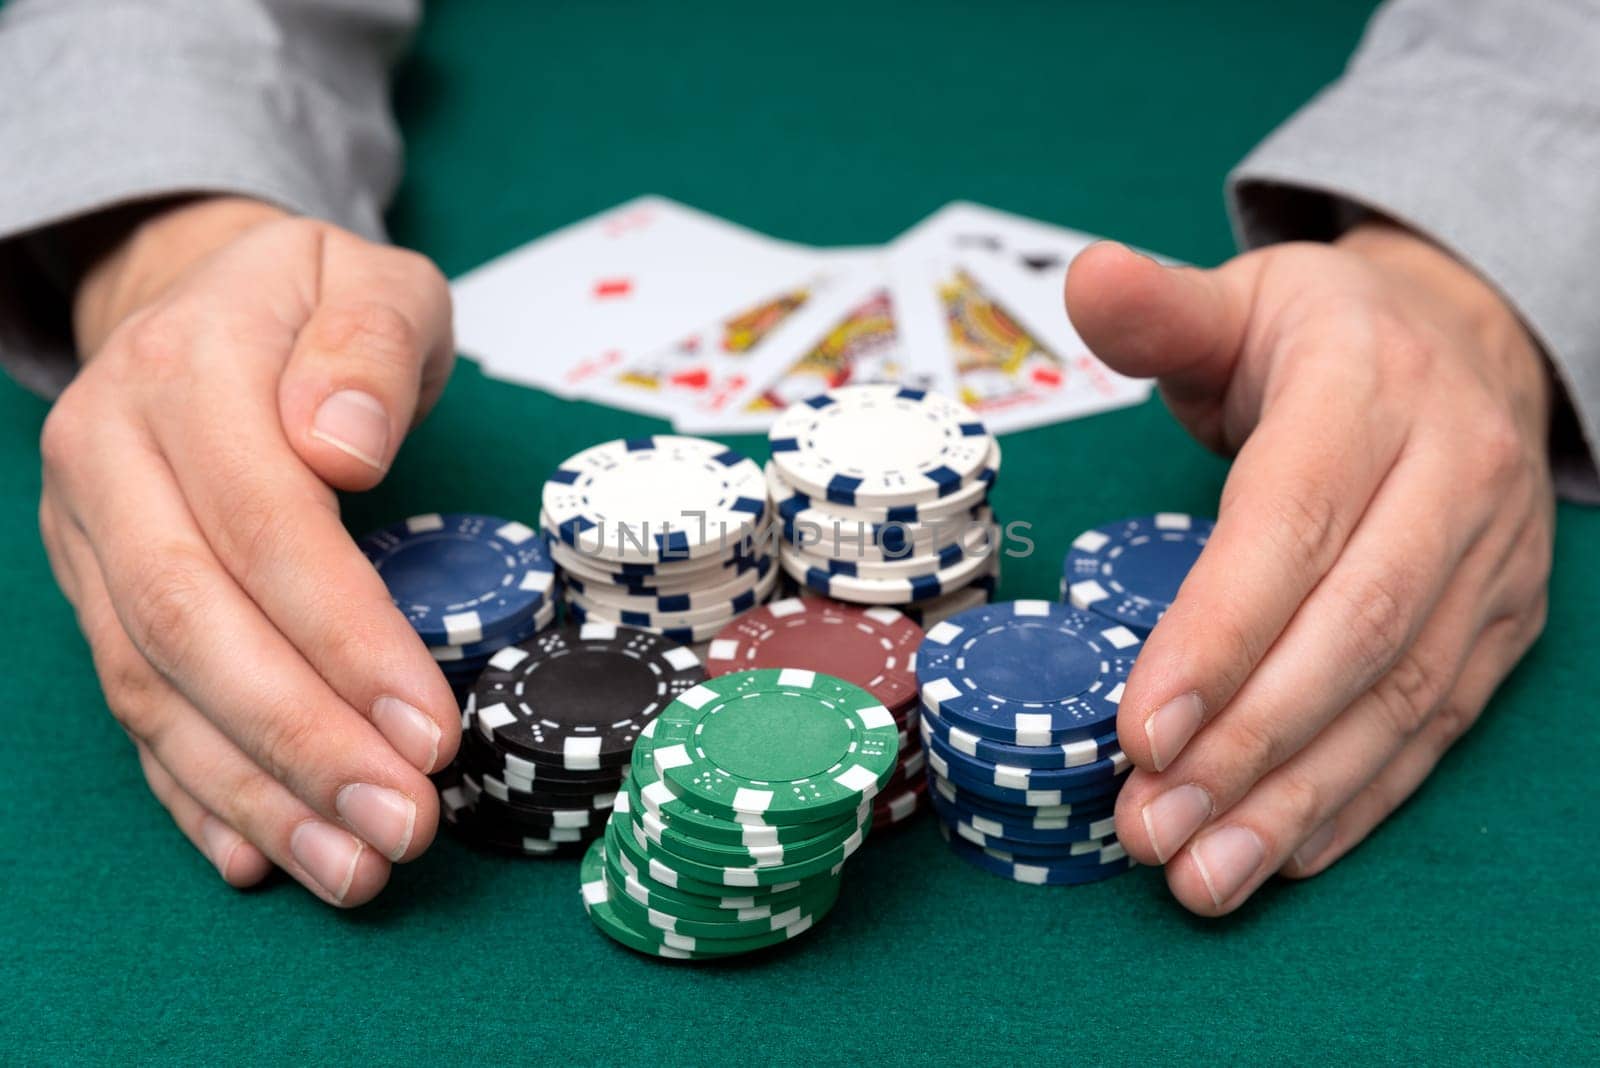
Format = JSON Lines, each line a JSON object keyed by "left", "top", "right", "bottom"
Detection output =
{"left": 705, "top": 595, "right": 923, "bottom": 709}
{"left": 872, "top": 777, "right": 929, "bottom": 829}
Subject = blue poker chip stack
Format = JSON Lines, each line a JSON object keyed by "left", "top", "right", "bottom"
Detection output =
{"left": 359, "top": 513, "right": 560, "bottom": 703}
{"left": 916, "top": 600, "right": 1141, "bottom": 885}
{"left": 766, "top": 385, "right": 1003, "bottom": 626}
{"left": 1061, "top": 513, "right": 1214, "bottom": 636}
{"left": 540, "top": 436, "right": 779, "bottom": 647}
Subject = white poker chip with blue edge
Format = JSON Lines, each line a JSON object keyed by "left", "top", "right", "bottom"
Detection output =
{"left": 767, "top": 384, "right": 993, "bottom": 508}
{"left": 916, "top": 599, "right": 1141, "bottom": 747}
{"left": 542, "top": 436, "right": 767, "bottom": 564}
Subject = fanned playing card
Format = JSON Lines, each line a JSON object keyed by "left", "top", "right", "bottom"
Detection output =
{"left": 450, "top": 196, "right": 823, "bottom": 397}
{"left": 579, "top": 248, "right": 878, "bottom": 424}
{"left": 673, "top": 256, "right": 945, "bottom": 435}
{"left": 886, "top": 201, "right": 1154, "bottom": 433}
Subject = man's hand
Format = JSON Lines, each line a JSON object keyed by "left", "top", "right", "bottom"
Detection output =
{"left": 1066, "top": 221, "right": 1554, "bottom": 916}
{"left": 40, "top": 197, "right": 460, "bottom": 906}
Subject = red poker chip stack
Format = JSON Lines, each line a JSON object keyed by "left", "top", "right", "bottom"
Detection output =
{"left": 705, "top": 596, "right": 928, "bottom": 832}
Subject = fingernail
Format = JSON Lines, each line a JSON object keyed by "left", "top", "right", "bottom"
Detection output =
{"left": 1141, "top": 783, "right": 1213, "bottom": 864}
{"left": 199, "top": 814, "right": 243, "bottom": 880}
{"left": 311, "top": 389, "right": 389, "bottom": 470}
{"left": 372, "top": 696, "right": 441, "bottom": 772}
{"left": 336, "top": 783, "right": 417, "bottom": 862}
{"left": 290, "top": 820, "right": 366, "bottom": 903}
{"left": 1145, "top": 691, "right": 1205, "bottom": 771}
{"left": 1291, "top": 820, "right": 1337, "bottom": 872}
{"left": 1190, "top": 825, "right": 1265, "bottom": 908}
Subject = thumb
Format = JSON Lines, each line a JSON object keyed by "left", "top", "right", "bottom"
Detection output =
{"left": 1065, "top": 241, "right": 1251, "bottom": 415}
{"left": 278, "top": 232, "right": 455, "bottom": 491}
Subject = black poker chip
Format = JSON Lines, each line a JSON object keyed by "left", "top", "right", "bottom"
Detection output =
{"left": 467, "top": 622, "right": 706, "bottom": 769}
{"left": 456, "top": 710, "right": 628, "bottom": 790}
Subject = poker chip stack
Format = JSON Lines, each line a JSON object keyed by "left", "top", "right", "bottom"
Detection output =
{"left": 767, "top": 384, "right": 1002, "bottom": 627}
{"left": 358, "top": 513, "right": 560, "bottom": 702}
{"left": 917, "top": 600, "right": 1140, "bottom": 886}
{"left": 542, "top": 435, "right": 778, "bottom": 645}
{"left": 1061, "top": 513, "right": 1215, "bottom": 637}
{"left": 579, "top": 668, "right": 899, "bottom": 959}
{"left": 705, "top": 597, "right": 930, "bottom": 830}
{"left": 439, "top": 622, "right": 705, "bottom": 857}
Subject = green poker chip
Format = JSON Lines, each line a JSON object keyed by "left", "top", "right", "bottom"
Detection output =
{"left": 635, "top": 797, "right": 870, "bottom": 870}
{"left": 606, "top": 862, "right": 840, "bottom": 941}
{"left": 605, "top": 825, "right": 841, "bottom": 924}
{"left": 653, "top": 669, "right": 900, "bottom": 825}
{"left": 621, "top": 801, "right": 865, "bottom": 888}
{"left": 605, "top": 808, "right": 816, "bottom": 900}
{"left": 580, "top": 840, "right": 825, "bottom": 958}
{"left": 628, "top": 719, "right": 870, "bottom": 854}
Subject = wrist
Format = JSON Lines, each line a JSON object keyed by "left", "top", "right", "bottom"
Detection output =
{"left": 1337, "top": 219, "right": 1548, "bottom": 417}
{"left": 73, "top": 196, "right": 288, "bottom": 356}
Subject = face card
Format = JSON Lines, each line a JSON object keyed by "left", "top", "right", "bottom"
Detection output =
{"left": 450, "top": 196, "right": 823, "bottom": 397}
{"left": 672, "top": 259, "right": 945, "bottom": 435}
{"left": 886, "top": 201, "right": 1154, "bottom": 433}
{"left": 578, "top": 248, "right": 878, "bottom": 423}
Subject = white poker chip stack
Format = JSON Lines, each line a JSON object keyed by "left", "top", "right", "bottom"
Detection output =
{"left": 541, "top": 435, "right": 778, "bottom": 643}
{"left": 766, "top": 384, "right": 1002, "bottom": 619}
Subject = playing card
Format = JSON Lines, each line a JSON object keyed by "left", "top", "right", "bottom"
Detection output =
{"left": 886, "top": 201, "right": 1155, "bottom": 433}
{"left": 579, "top": 248, "right": 878, "bottom": 423}
{"left": 672, "top": 255, "right": 945, "bottom": 435}
{"left": 450, "top": 196, "right": 823, "bottom": 397}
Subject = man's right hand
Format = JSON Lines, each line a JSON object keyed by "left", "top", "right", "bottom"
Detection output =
{"left": 40, "top": 196, "right": 461, "bottom": 906}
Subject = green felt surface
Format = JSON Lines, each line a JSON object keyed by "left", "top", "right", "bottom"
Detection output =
{"left": 3, "top": 1, "right": 1596, "bottom": 1063}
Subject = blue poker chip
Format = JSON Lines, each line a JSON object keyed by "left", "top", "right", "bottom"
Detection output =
{"left": 360, "top": 513, "right": 556, "bottom": 646}
{"left": 1061, "top": 513, "right": 1213, "bottom": 635}
{"left": 947, "top": 820, "right": 1119, "bottom": 859}
{"left": 939, "top": 823, "right": 1133, "bottom": 885}
{"left": 430, "top": 599, "right": 559, "bottom": 663}
{"left": 916, "top": 600, "right": 1142, "bottom": 746}
{"left": 925, "top": 745, "right": 1126, "bottom": 808}
{"left": 919, "top": 717, "right": 1128, "bottom": 792}
{"left": 919, "top": 697, "right": 1120, "bottom": 770}
{"left": 928, "top": 772, "right": 1114, "bottom": 827}
{"left": 928, "top": 787, "right": 1119, "bottom": 845}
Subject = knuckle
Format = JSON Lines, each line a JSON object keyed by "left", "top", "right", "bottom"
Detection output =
{"left": 1220, "top": 714, "right": 1287, "bottom": 791}
{"left": 1471, "top": 411, "right": 1525, "bottom": 484}
{"left": 116, "top": 307, "right": 193, "bottom": 384}
{"left": 1426, "top": 700, "right": 1477, "bottom": 750}
{"left": 1269, "top": 772, "right": 1326, "bottom": 842}
{"left": 389, "top": 247, "right": 449, "bottom": 296}
{"left": 307, "top": 300, "right": 421, "bottom": 371}
{"left": 255, "top": 708, "right": 326, "bottom": 790}
{"left": 1268, "top": 484, "right": 1343, "bottom": 572}
{"left": 39, "top": 393, "right": 89, "bottom": 476}
{"left": 1370, "top": 647, "right": 1447, "bottom": 740}
{"left": 1338, "top": 573, "right": 1414, "bottom": 677}
{"left": 121, "top": 549, "right": 215, "bottom": 676}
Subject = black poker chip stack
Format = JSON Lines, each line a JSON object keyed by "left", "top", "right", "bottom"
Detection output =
{"left": 438, "top": 621, "right": 706, "bottom": 857}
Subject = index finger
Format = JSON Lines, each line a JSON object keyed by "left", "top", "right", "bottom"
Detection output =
{"left": 1117, "top": 339, "right": 1410, "bottom": 771}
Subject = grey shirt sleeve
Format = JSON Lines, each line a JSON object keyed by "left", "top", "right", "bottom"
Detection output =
{"left": 1226, "top": 0, "right": 1600, "bottom": 503}
{"left": 0, "top": 0, "right": 420, "bottom": 398}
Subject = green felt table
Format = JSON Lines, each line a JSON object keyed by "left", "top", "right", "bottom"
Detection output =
{"left": 2, "top": 2, "right": 1595, "bottom": 1063}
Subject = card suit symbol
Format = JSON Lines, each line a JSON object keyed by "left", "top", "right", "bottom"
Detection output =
{"left": 953, "top": 233, "right": 1004, "bottom": 252}
{"left": 670, "top": 368, "right": 711, "bottom": 391}
{"left": 1020, "top": 252, "right": 1065, "bottom": 272}
{"left": 593, "top": 277, "right": 633, "bottom": 299}
{"left": 603, "top": 208, "right": 654, "bottom": 237}
{"left": 1031, "top": 365, "right": 1064, "bottom": 388}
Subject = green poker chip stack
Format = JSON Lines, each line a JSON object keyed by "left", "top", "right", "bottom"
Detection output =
{"left": 578, "top": 668, "right": 901, "bottom": 960}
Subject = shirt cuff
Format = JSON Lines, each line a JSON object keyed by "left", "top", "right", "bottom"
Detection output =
{"left": 1226, "top": 72, "right": 1600, "bottom": 503}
